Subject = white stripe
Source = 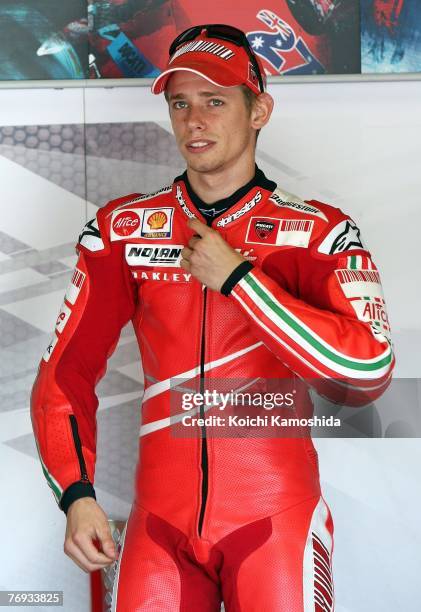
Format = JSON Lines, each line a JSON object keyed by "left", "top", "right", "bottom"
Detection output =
{"left": 314, "top": 569, "right": 333, "bottom": 597}
{"left": 110, "top": 520, "right": 128, "bottom": 612}
{"left": 303, "top": 497, "right": 334, "bottom": 612}
{"left": 142, "top": 342, "right": 263, "bottom": 402}
{"left": 314, "top": 551, "right": 333, "bottom": 583}
{"left": 239, "top": 273, "right": 392, "bottom": 378}
{"left": 139, "top": 377, "right": 261, "bottom": 437}
{"left": 110, "top": 187, "right": 173, "bottom": 214}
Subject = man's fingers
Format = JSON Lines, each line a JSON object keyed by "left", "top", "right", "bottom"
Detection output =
{"left": 188, "top": 217, "right": 210, "bottom": 236}
{"left": 181, "top": 246, "right": 193, "bottom": 260}
{"left": 180, "top": 258, "right": 191, "bottom": 271}
{"left": 188, "top": 236, "right": 201, "bottom": 249}
{"left": 95, "top": 527, "right": 117, "bottom": 559}
{"left": 75, "top": 533, "right": 115, "bottom": 564}
{"left": 64, "top": 538, "right": 114, "bottom": 573}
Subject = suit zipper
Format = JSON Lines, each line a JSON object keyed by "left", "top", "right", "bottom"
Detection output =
{"left": 69, "top": 414, "right": 90, "bottom": 482}
{"left": 197, "top": 285, "right": 208, "bottom": 536}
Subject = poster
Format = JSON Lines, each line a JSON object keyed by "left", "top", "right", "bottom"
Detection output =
{"left": 88, "top": 0, "right": 361, "bottom": 77}
{"left": 0, "top": 1, "right": 419, "bottom": 81}
{"left": 0, "top": 0, "right": 88, "bottom": 80}
{"left": 361, "top": 0, "right": 421, "bottom": 73}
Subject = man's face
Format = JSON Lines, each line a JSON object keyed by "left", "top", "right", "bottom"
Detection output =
{"left": 166, "top": 72, "right": 255, "bottom": 174}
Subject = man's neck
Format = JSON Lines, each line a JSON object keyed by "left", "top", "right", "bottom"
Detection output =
{"left": 186, "top": 159, "right": 256, "bottom": 204}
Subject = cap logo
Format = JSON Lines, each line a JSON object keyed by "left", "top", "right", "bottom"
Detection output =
{"left": 170, "top": 40, "right": 235, "bottom": 64}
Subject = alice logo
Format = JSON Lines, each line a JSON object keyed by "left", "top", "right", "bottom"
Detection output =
{"left": 147, "top": 211, "right": 167, "bottom": 230}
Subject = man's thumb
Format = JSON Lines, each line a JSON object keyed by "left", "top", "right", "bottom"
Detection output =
{"left": 97, "top": 528, "right": 117, "bottom": 557}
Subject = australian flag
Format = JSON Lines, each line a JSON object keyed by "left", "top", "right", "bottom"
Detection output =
{"left": 247, "top": 9, "right": 326, "bottom": 75}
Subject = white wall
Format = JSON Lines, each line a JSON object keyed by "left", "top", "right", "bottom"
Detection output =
{"left": 0, "top": 79, "right": 420, "bottom": 612}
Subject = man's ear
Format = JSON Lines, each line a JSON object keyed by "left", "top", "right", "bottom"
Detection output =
{"left": 251, "top": 93, "right": 274, "bottom": 131}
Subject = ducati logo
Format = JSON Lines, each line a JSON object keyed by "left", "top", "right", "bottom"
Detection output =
{"left": 255, "top": 221, "right": 275, "bottom": 240}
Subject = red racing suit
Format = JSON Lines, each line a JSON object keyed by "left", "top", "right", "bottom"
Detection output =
{"left": 30, "top": 167, "right": 394, "bottom": 611}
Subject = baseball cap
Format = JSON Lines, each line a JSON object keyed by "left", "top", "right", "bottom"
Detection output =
{"left": 151, "top": 24, "right": 266, "bottom": 96}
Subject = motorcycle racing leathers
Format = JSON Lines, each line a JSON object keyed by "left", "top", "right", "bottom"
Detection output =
{"left": 30, "top": 166, "right": 394, "bottom": 611}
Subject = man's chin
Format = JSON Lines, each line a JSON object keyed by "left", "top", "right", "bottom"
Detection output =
{"left": 184, "top": 155, "right": 225, "bottom": 175}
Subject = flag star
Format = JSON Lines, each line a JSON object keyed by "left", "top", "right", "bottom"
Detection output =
{"left": 251, "top": 36, "right": 264, "bottom": 50}
{"left": 276, "top": 38, "right": 282, "bottom": 47}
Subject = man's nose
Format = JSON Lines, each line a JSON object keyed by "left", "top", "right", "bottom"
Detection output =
{"left": 186, "top": 105, "right": 206, "bottom": 130}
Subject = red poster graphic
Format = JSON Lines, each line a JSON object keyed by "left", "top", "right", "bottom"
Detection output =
{"left": 88, "top": 0, "right": 360, "bottom": 78}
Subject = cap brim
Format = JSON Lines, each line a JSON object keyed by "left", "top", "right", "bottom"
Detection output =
{"left": 151, "top": 63, "right": 244, "bottom": 95}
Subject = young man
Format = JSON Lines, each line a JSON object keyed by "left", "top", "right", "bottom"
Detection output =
{"left": 31, "top": 25, "right": 394, "bottom": 611}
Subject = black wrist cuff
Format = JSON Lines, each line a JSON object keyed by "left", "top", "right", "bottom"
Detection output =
{"left": 60, "top": 481, "right": 96, "bottom": 515}
{"left": 221, "top": 261, "right": 254, "bottom": 296}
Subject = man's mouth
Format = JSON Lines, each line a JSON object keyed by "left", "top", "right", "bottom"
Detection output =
{"left": 186, "top": 140, "right": 215, "bottom": 153}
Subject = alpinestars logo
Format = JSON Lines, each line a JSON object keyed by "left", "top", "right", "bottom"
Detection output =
{"left": 176, "top": 185, "right": 196, "bottom": 219}
{"left": 78, "top": 217, "right": 105, "bottom": 252}
{"left": 125, "top": 244, "right": 183, "bottom": 267}
{"left": 216, "top": 191, "right": 262, "bottom": 227}
{"left": 318, "top": 219, "right": 366, "bottom": 255}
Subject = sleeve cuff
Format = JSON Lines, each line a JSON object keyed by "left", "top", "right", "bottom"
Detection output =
{"left": 220, "top": 261, "right": 254, "bottom": 296}
{"left": 60, "top": 481, "right": 96, "bottom": 515}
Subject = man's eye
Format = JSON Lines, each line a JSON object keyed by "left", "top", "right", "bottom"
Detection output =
{"left": 209, "top": 99, "right": 224, "bottom": 106}
{"left": 173, "top": 101, "right": 187, "bottom": 109}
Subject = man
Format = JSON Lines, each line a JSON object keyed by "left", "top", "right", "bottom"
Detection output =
{"left": 30, "top": 24, "right": 394, "bottom": 611}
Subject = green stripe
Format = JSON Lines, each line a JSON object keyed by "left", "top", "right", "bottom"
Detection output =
{"left": 35, "top": 439, "right": 62, "bottom": 502}
{"left": 244, "top": 274, "right": 392, "bottom": 373}
{"left": 350, "top": 256, "right": 357, "bottom": 269}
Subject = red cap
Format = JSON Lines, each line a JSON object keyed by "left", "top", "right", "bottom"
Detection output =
{"left": 151, "top": 35, "right": 265, "bottom": 96}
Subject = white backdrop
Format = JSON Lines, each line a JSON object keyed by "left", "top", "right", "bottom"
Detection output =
{"left": 0, "top": 79, "right": 420, "bottom": 611}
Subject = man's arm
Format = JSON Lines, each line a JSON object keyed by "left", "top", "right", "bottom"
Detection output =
{"left": 30, "top": 199, "right": 138, "bottom": 571}
{"left": 223, "top": 217, "right": 395, "bottom": 406}
{"left": 183, "top": 215, "right": 395, "bottom": 406}
{"left": 30, "top": 199, "right": 137, "bottom": 511}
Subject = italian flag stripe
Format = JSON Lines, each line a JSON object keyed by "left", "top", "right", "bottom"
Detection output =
{"left": 35, "top": 439, "right": 62, "bottom": 503}
{"left": 237, "top": 271, "right": 393, "bottom": 376}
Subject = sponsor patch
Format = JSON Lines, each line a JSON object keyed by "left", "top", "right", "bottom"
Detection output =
{"left": 42, "top": 333, "right": 59, "bottom": 362}
{"left": 216, "top": 191, "right": 262, "bottom": 227}
{"left": 55, "top": 302, "right": 72, "bottom": 334}
{"left": 246, "top": 217, "right": 313, "bottom": 247}
{"left": 335, "top": 268, "right": 391, "bottom": 340}
{"left": 141, "top": 207, "right": 174, "bottom": 239}
{"left": 318, "top": 219, "right": 366, "bottom": 255}
{"left": 125, "top": 244, "right": 183, "bottom": 267}
{"left": 247, "top": 217, "right": 279, "bottom": 245}
{"left": 111, "top": 209, "right": 141, "bottom": 240}
{"left": 132, "top": 270, "right": 192, "bottom": 282}
{"left": 65, "top": 267, "right": 86, "bottom": 305}
{"left": 78, "top": 217, "right": 105, "bottom": 252}
{"left": 269, "top": 189, "right": 328, "bottom": 222}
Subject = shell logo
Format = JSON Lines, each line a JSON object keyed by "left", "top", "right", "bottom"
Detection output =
{"left": 147, "top": 211, "right": 168, "bottom": 230}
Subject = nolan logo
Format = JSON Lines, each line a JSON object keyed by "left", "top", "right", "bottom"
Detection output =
{"left": 125, "top": 244, "right": 183, "bottom": 267}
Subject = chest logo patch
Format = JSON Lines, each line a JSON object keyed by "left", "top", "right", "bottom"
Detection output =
{"left": 246, "top": 217, "right": 314, "bottom": 247}
{"left": 125, "top": 243, "right": 183, "bottom": 267}
{"left": 141, "top": 207, "right": 174, "bottom": 239}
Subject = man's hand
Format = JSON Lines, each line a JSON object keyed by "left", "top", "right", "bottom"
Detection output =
{"left": 181, "top": 218, "right": 245, "bottom": 291}
{"left": 64, "top": 497, "right": 118, "bottom": 573}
